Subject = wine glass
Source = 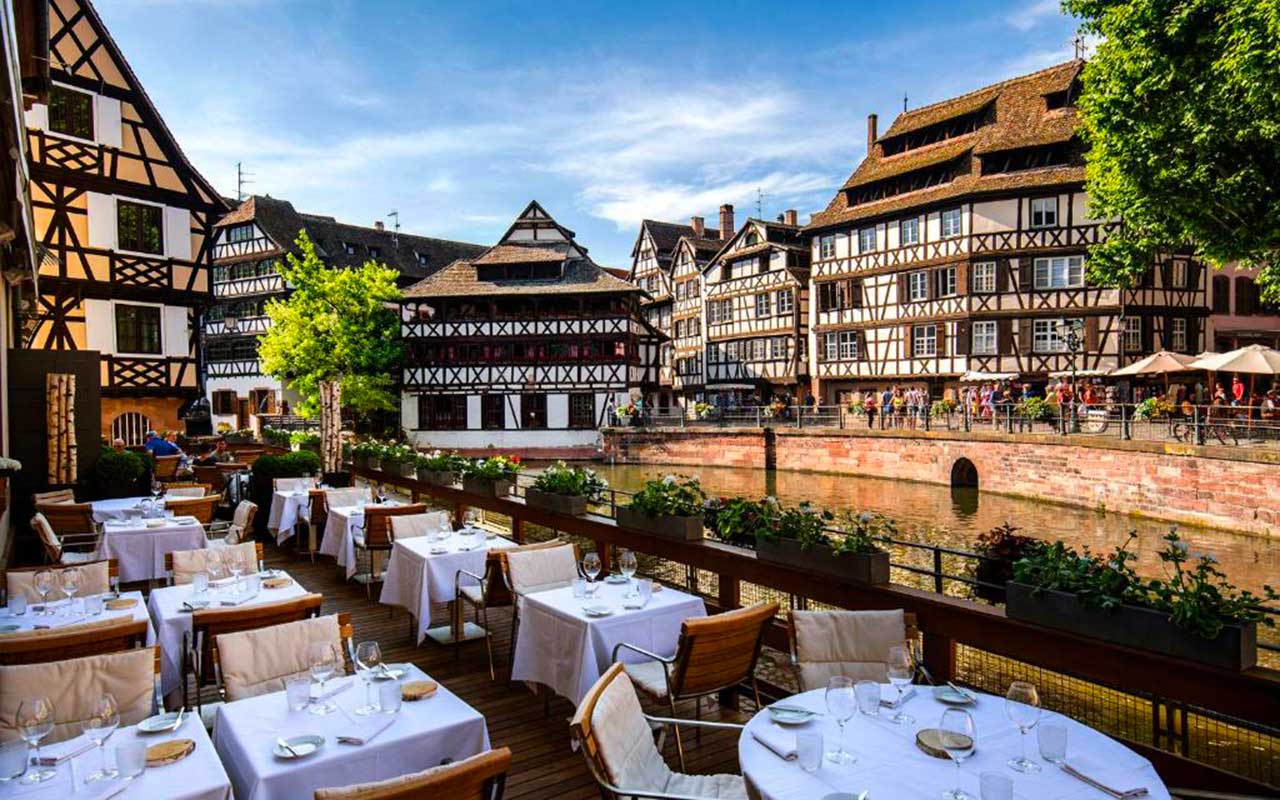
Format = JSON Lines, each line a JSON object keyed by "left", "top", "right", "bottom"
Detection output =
{"left": 824, "top": 676, "right": 857, "bottom": 765}
{"left": 618, "top": 550, "right": 638, "bottom": 594}
{"left": 16, "top": 696, "right": 55, "bottom": 783}
{"left": 886, "top": 644, "right": 916, "bottom": 725}
{"left": 581, "top": 552, "right": 602, "bottom": 594}
{"left": 151, "top": 479, "right": 164, "bottom": 501}
{"left": 206, "top": 549, "right": 225, "bottom": 587}
{"left": 228, "top": 551, "right": 244, "bottom": 592}
{"left": 59, "top": 567, "right": 82, "bottom": 611}
{"left": 939, "top": 708, "right": 976, "bottom": 799}
{"left": 308, "top": 641, "right": 340, "bottom": 715}
{"left": 1005, "top": 680, "right": 1042, "bottom": 773}
{"left": 33, "top": 570, "right": 54, "bottom": 615}
{"left": 464, "top": 508, "right": 481, "bottom": 530}
{"left": 83, "top": 693, "right": 120, "bottom": 782}
{"left": 354, "top": 641, "right": 383, "bottom": 716}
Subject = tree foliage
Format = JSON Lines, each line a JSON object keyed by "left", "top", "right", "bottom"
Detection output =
{"left": 1066, "top": 0, "right": 1280, "bottom": 296}
{"left": 258, "top": 230, "right": 403, "bottom": 416}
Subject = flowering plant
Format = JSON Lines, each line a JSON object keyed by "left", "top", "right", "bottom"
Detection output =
{"left": 1134, "top": 397, "right": 1176, "bottom": 420}
{"left": 530, "top": 461, "right": 608, "bottom": 500}
{"left": 414, "top": 449, "right": 465, "bottom": 472}
{"left": 461, "top": 454, "right": 522, "bottom": 482}
{"left": 627, "top": 474, "right": 705, "bottom": 517}
{"left": 693, "top": 401, "right": 718, "bottom": 420}
{"left": 830, "top": 510, "right": 894, "bottom": 555}
{"left": 614, "top": 402, "right": 637, "bottom": 418}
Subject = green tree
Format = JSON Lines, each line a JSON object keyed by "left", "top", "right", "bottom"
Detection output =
{"left": 258, "top": 230, "right": 403, "bottom": 416}
{"left": 1066, "top": 0, "right": 1280, "bottom": 296}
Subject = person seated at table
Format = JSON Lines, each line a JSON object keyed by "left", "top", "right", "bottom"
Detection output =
{"left": 144, "top": 430, "right": 182, "bottom": 457}
{"left": 111, "top": 437, "right": 127, "bottom": 454}
{"left": 194, "top": 439, "right": 235, "bottom": 466}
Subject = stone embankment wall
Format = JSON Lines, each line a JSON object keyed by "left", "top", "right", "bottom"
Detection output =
{"left": 602, "top": 427, "right": 1280, "bottom": 536}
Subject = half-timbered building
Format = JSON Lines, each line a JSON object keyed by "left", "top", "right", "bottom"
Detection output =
{"left": 806, "top": 60, "right": 1209, "bottom": 402}
{"left": 18, "top": 0, "right": 227, "bottom": 441}
{"left": 401, "top": 201, "right": 662, "bottom": 452}
{"left": 206, "top": 194, "right": 484, "bottom": 430}
{"left": 702, "top": 210, "right": 811, "bottom": 405}
{"left": 668, "top": 233, "right": 723, "bottom": 405}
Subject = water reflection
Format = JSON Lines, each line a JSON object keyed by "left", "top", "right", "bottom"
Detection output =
{"left": 587, "top": 462, "right": 1278, "bottom": 595}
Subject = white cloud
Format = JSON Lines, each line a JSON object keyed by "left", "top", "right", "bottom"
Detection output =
{"left": 1007, "top": 0, "right": 1063, "bottom": 31}
{"left": 584, "top": 171, "right": 833, "bottom": 231}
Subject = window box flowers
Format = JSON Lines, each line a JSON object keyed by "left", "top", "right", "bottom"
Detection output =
{"left": 972, "top": 522, "right": 1044, "bottom": 604}
{"left": 613, "top": 401, "right": 637, "bottom": 427}
{"left": 754, "top": 506, "right": 892, "bottom": 586}
{"left": 414, "top": 450, "right": 463, "bottom": 486}
{"left": 525, "top": 461, "right": 607, "bottom": 516}
{"left": 350, "top": 440, "right": 382, "bottom": 471}
{"left": 381, "top": 443, "right": 417, "bottom": 478}
{"left": 616, "top": 475, "right": 705, "bottom": 541}
{"left": 460, "top": 455, "right": 522, "bottom": 497}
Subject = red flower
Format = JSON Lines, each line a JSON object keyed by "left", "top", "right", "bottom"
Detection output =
{"left": 510, "top": 455, "right": 521, "bottom": 464}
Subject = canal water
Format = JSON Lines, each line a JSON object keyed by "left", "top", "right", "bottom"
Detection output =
{"left": 584, "top": 462, "right": 1278, "bottom": 596}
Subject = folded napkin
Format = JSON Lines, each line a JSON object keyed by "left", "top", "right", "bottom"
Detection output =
{"left": 219, "top": 592, "right": 260, "bottom": 607}
{"left": 36, "top": 736, "right": 94, "bottom": 766}
{"left": 751, "top": 724, "right": 797, "bottom": 761}
{"left": 313, "top": 679, "right": 354, "bottom": 703}
{"left": 880, "top": 684, "right": 917, "bottom": 708}
{"left": 337, "top": 714, "right": 395, "bottom": 746}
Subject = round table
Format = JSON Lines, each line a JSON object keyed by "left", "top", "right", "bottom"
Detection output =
{"left": 738, "top": 686, "right": 1170, "bottom": 800}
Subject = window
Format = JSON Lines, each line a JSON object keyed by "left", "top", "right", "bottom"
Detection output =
{"left": 569, "top": 393, "right": 595, "bottom": 429}
{"left": 972, "top": 321, "right": 997, "bottom": 355}
{"left": 1171, "top": 318, "right": 1188, "bottom": 352}
{"left": 908, "top": 270, "right": 929, "bottom": 302}
{"left": 422, "top": 395, "right": 468, "bottom": 430}
{"left": 859, "top": 227, "right": 877, "bottom": 253}
{"left": 211, "top": 390, "right": 237, "bottom": 415}
{"left": 1033, "top": 318, "right": 1067, "bottom": 353}
{"left": 899, "top": 217, "right": 920, "bottom": 246}
{"left": 818, "top": 282, "right": 841, "bottom": 312}
{"left": 416, "top": 252, "right": 430, "bottom": 267}
{"left": 481, "top": 394, "right": 505, "bottom": 430}
{"left": 1123, "top": 316, "right": 1142, "bottom": 352}
{"left": 1171, "top": 260, "right": 1188, "bottom": 289}
{"left": 48, "top": 86, "right": 93, "bottom": 140}
{"left": 819, "top": 235, "right": 836, "bottom": 259}
{"left": 1030, "top": 197, "right": 1058, "bottom": 228}
{"left": 936, "top": 266, "right": 957, "bottom": 297}
{"left": 1033, "top": 255, "right": 1085, "bottom": 289}
{"left": 117, "top": 200, "right": 163, "bottom": 255}
{"left": 520, "top": 394, "right": 548, "bottom": 429}
{"left": 708, "top": 299, "right": 733, "bottom": 324}
{"left": 973, "top": 261, "right": 997, "bottom": 294}
{"left": 225, "top": 223, "right": 254, "bottom": 244}
{"left": 368, "top": 246, "right": 381, "bottom": 259}
{"left": 755, "top": 293, "right": 771, "bottom": 318}
{"left": 940, "top": 208, "right": 962, "bottom": 238}
{"left": 838, "top": 331, "right": 858, "bottom": 360}
{"left": 822, "top": 332, "right": 839, "bottom": 362}
{"left": 775, "top": 289, "right": 793, "bottom": 315}
{"left": 769, "top": 337, "right": 787, "bottom": 359}
{"left": 114, "top": 303, "right": 161, "bottom": 354}
{"left": 912, "top": 324, "right": 937, "bottom": 357}
{"left": 342, "top": 242, "right": 358, "bottom": 255}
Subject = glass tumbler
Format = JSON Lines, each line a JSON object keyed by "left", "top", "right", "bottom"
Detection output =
{"left": 854, "top": 680, "right": 881, "bottom": 716}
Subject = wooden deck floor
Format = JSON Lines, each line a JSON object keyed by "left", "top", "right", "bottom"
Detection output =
{"left": 261, "top": 538, "right": 748, "bottom": 799}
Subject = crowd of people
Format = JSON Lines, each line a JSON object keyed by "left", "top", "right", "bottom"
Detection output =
{"left": 108, "top": 431, "right": 237, "bottom": 467}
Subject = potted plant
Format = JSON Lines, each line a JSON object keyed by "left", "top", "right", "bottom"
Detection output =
{"left": 614, "top": 401, "right": 637, "bottom": 427}
{"left": 289, "top": 430, "right": 321, "bottom": 454}
{"left": 616, "top": 475, "right": 706, "bottom": 541}
{"left": 972, "top": 522, "right": 1044, "bottom": 604}
{"left": 1134, "top": 397, "right": 1175, "bottom": 421}
{"left": 1016, "top": 396, "right": 1055, "bottom": 423}
{"left": 92, "top": 447, "right": 149, "bottom": 499}
{"left": 755, "top": 505, "right": 892, "bottom": 585}
{"left": 693, "top": 401, "right": 719, "bottom": 421}
{"left": 460, "top": 455, "right": 521, "bottom": 497}
{"left": 525, "top": 461, "right": 608, "bottom": 516}
{"left": 249, "top": 450, "right": 323, "bottom": 535}
{"left": 704, "top": 496, "right": 767, "bottom": 549}
{"left": 351, "top": 440, "right": 381, "bottom": 471}
{"left": 225, "top": 428, "right": 255, "bottom": 445}
{"left": 1006, "top": 530, "right": 1276, "bottom": 671}
{"left": 380, "top": 442, "right": 416, "bottom": 478}
{"left": 415, "top": 450, "right": 463, "bottom": 486}
{"left": 930, "top": 398, "right": 958, "bottom": 429}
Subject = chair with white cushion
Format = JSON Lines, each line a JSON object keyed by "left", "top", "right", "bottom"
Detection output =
{"left": 167, "top": 541, "right": 262, "bottom": 585}
{"left": 0, "top": 616, "right": 149, "bottom": 666}
{"left": 215, "top": 613, "right": 352, "bottom": 702}
{"left": 786, "top": 608, "right": 910, "bottom": 689}
{"left": 388, "top": 510, "right": 450, "bottom": 541}
{"left": 32, "top": 488, "right": 74, "bottom": 505}
{"left": 273, "top": 477, "right": 317, "bottom": 493}
{"left": 500, "top": 541, "right": 580, "bottom": 673}
{"left": 571, "top": 662, "right": 747, "bottom": 800}
{"left": 324, "top": 486, "right": 370, "bottom": 509}
{"left": 164, "top": 486, "right": 208, "bottom": 498}
{"left": 30, "top": 510, "right": 99, "bottom": 565}
{"left": 313, "top": 747, "right": 512, "bottom": 800}
{"left": 207, "top": 500, "right": 258, "bottom": 545}
{"left": 5, "top": 560, "right": 116, "bottom": 604}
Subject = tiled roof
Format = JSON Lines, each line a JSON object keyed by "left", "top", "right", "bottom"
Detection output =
{"left": 473, "top": 244, "right": 566, "bottom": 265}
{"left": 642, "top": 220, "right": 722, "bottom": 255}
{"left": 402, "top": 256, "right": 641, "bottom": 298}
{"left": 810, "top": 60, "right": 1085, "bottom": 229}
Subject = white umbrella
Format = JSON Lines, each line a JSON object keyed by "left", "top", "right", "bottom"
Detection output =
{"left": 1190, "top": 344, "right": 1280, "bottom": 375}
{"left": 959, "top": 371, "right": 1019, "bottom": 383}
{"left": 1111, "top": 351, "right": 1197, "bottom": 377}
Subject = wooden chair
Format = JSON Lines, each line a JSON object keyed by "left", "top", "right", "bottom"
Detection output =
{"left": 164, "top": 494, "right": 221, "bottom": 524}
{"left": 184, "top": 593, "right": 324, "bottom": 713}
{"left": 785, "top": 609, "right": 917, "bottom": 690}
{"left": 498, "top": 540, "right": 581, "bottom": 680}
{"left": 0, "top": 617, "right": 149, "bottom": 666}
{"left": 153, "top": 455, "right": 181, "bottom": 480}
{"left": 163, "top": 482, "right": 212, "bottom": 497}
{"left": 30, "top": 512, "right": 100, "bottom": 565}
{"left": 192, "top": 465, "right": 225, "bottom": 492}
{"left": 35, "top": 501, "right": 97, "bottom": 535}
{"left": 450, "top": 540, "right": 518, "bottom": 682}
{"left": 273, "top": 477, "right": 316, "bottom": 492}
{"left": 208, "top": 500, "right": 257, "bottom": 544}
{"left": 612, "top": 601, "right": 779, "bottom": 770}
{"left": 300, "top": 488, "right": 328, "bottom": 562}
{"left": 313, "top": 747, "right": 512, "bottom": 800}
{"left": 213, "top": 612, "right": 353, "bottom": 702}
{"left": 165, "top": 541, "right": 264, "bottom": 585}
{"left": 236, "top": 449, "right": 264, "bottom": 466}
{"left": 571, "top": 662, "right": 745, "bottom": 800}
{"left": 351, "top": 503, "right": 427, "bottom": 598}
{"left": 5, "top": 560, "right": 118, "bottom": 604}
{"left": 32, "top": 488, "right": 74, "bottom": 504}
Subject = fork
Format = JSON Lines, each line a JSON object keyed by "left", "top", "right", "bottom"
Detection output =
{"left": 276, "top": 737, "right": 301, "bottom": 757}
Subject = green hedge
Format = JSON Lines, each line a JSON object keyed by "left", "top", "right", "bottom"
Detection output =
{"left": 252, "top": 451, "right": 321, "bottom": 479}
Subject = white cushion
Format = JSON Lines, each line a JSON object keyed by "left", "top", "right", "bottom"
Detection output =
{"left": 506, "top": 545, "right": 577, "bottom": 598}
{"left": 6, "top": 561, "right": 110, "bottom": 602}
{"left": 165, "top": 487, "right": 206, "bottom": 498}
{"left": 217, "top": 615, "right": 341, "bottom": 701}
{"left": 389, "top": 511, "right": 449, "bottom": 540}
{"left": 274, "top": 477, "right": 316, "bottom": 492}
{"left": 590, "top": 669, "right": 672, "bottom": 791}
{"left": 792, "top": 609, "right": 905, "bottom": 690}
{"left": 0, "top": 648, "right": 154, "bottom": 744}
{"left": 325, "top": 487, "right": 369, "bottom": 508}
{"left": 664, "top": 772, "right": 748, "bottom": 799}
{"left": 171, "top": 542, "right": 257, "bottom": 585}
{"left": 623, "top": 660, "right": 670, "bottom": 699}
{"left": 61, "top": 550, "right": 102, "bottom": 565}
{"left": 459, "top": 584, "right": 485, "bottom": 606}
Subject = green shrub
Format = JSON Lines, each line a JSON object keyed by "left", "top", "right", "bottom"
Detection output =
{"left": 627, "top": 475, "right": 705, "bottom": 517}
{"left": 529, "top": 461, "right": 607, "bottom": 499}
{"left": 94, "top": 447, "right": 147, "bottom": 485}
{"left": 252, "top": 450, "right": 321, "bottom": 479}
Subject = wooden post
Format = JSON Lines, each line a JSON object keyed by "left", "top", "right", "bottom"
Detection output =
{"left": 318, "top": 379, "right": 342, "bottom": 474}
{"left": 717, "top": 573, "right": 742, "bottom": 709}
{"left": 45, "top": 373, "right": 76, "bottom": 485}
{"left": 922, "top": 631, "right": 956, "bottom": 684}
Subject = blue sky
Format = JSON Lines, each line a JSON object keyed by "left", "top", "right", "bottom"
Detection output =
{"left": 100, "top": 0, "right": 1082, "bottom": 268}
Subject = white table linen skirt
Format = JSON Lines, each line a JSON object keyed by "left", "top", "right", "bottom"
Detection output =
{"left": 89, "top": 496, "right": 150, "bottom": 523}
{"left": 267, "top": 491, "right": 310, "bottom": 543}
{"left": 99, "top": 521, "right": 206, "bottom": 583}
{"left": 511, "top": 581, "right": 706, "bottom": 705}
{"left": 0, "top": 590, "right": 154, "bottom": 644}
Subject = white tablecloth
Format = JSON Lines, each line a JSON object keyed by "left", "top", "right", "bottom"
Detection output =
{"left": 146, "top": 572, "right": 311, "bottom": 700}
{"left": 267, "top": 490, "right": 312, "bottom": 544}
{"left": 739, "top": 687, "right": 1171, "bottom": 800}
{"left": 0, "top": 716, "right": 230, "bottom": 799}
{"left": 99, "top": 519, "right": 206, "bottom": 583}
{"left": 378, "top": 531, "right": 517, "bottom": 643}
{"left": 211, "top": 665, "right": 490, "bottom": 800}
{"left": 511, "top": 581, "right": 706, "bottom": 705}
{"left": 320, "top": 503, "right": 403, "bottom": 579}
{"left": 89, "top": 496, "right": 153, "bottom": 523}
{"left": 0, "top": 591, "right": 154, "bottom": 644}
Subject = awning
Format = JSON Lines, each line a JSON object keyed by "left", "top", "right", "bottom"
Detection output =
{"left": 1109, "top": 351, "right": 1196, "bottom": 377}
{"left": 959, "top": 371, "right": 1019, "bottom": 383}
{"left": 1047, "top": 369, "right": 1111, "bottom": 378}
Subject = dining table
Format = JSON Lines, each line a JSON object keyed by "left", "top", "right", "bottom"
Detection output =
{"left": 510, "top": 578, "right": 706, "bottom": 705}
{"left": 0, "top": 714, "right": 231, "bottom": 799}
{"left": 319, "top": 501, "right": 402, "bottom": 579}
{"left": 98, "top": 516, "right": 207, "bottom": 584}
{"left": 146, "top": 571, "right": 310, "bottom": 703}
{"left": 266, "top": 489, "right": 311, "bottom": 544}
{"left": 378, "top": 528, "right": 518, "bottom": 645}
{"left": 0, "top": 590, "right": 154, "bottom": 643}
{"left": 737, "top": 684, "right": 1171, "bottom": 799}
{"left": 210, "top": 663, "right": 490, "bottom": 800}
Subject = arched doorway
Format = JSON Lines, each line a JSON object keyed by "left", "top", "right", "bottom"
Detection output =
{"left": 111, "top": 412, "right": 151, "bottom": 446}
{"left": 950, "top": 457, "right": 979, "bottom": 490}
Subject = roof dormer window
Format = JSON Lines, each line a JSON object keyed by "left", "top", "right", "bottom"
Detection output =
{"left": 368, "top": 246, "right": 381, "bottom": 259}
{"left": 416, "top": 252, "right": 430, "bottom": 266}
{"left": 342, "top": 242, "right": 358, "bottom": 255}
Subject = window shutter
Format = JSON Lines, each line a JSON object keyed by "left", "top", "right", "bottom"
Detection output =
{"left": 93, "top": 95, "right": 123, "bottom": 149}
{"left": 955, "top": 320, "right": 971, "bottom": 355}
{"left": 1084, "top": 317, "right": 1099, "bottom": 352}
{"left": 164, "top": 207, "right": 192, "bottom": 261}
{"left": 927, "top": 270, "right": 938, "bottom": 300}
{"left": 897, "top": 272, "right": 908, "bottom": 304}
{"left": 1159, "top": 260, "right": 1171, "bottom": 288}
{"left": 1161, "top": 315, "right": 1174, "bottom": 349}
{"left": 903, "top": 325, "right": 913, "bottom": 357}
{"left": 1018, "top": 319, "right": 1033, "bottom": 352}
{"left": 86, "top": 192, "right": 115, "bottom": 249}
{"left": 1187, "top": 261, "right": 1202, "bottom": 291}
{"left": 955, "top": 262, "right": 969, "bottom": 296}
{"left": 936, "top": 322, "right": 948, "bottom": 356}
{"left": 997, "top": 259, "right": 1011, "bottom": 293}
{"left": 1141, "top": 316, "right": 1154, "bottom": 352}
{"left": 1187, "top": 316, "right": 1201, "bottom": 353}
{"left": 998, "top": 319, "right": 1013, "bottom": 354}
{"left": 1018, "top": 259, "right": 1033, "bottom": 291}
{"left": 851, "top": 278, "right": 863, "bottom": 308}
{"left": 856, "top": 330, "right": 867, "bottom": 361}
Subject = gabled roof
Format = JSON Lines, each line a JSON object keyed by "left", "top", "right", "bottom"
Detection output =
{"left": 810, "top": 60, "right": 1085, "bottom": 229}
{"left": 634, "top": 219, "right": 723, "bottom": 260}
{"left": 704, "top": 218, "right": 809, "bottom": 276}
{"left": 215, "top": 195, "right": 486, "bottom": 281}
{"left": 473, "top": 244, "right": 565, "bottom": 265}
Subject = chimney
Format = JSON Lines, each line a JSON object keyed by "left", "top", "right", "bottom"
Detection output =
{"left": 867, "top": 113, "right": 878, "bottom": 155}
{"left": 690, "top": 216, "right": 705, "bottom": 238}
{"left": 719, "top": 204, "right": 734, "bottom": 241}
{"left": 783, "top": 209, "right": 798, "bottom": 226}
{"left": 374, "top": 220, "right": 384, "bottom": 231}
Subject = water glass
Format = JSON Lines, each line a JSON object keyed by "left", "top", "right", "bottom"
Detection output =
{"left": 571, "top": 578, "right": 587, "bottom": 599}
{"left": 1037, "top": 722, "right": 1068, "bottom": 764}
{"left": 796, "top": 732, "right": 822, "bottom": 773}
{"left": 285, "top": 677, "right": 311, "bottom": 712}
{"left": 7, "top": 595, "right": 26, "bottom": 617}
{"left": 192, "top": 572, "right": 209, "bottom": 596}
{"left": 979, "top": 772, "right": 1013, "bottom": 800}
{"left": 378, "top": 679, "right": 402, "bottom": 714}
{"left": 84, "top": 596, "right": 104, "bottom": 616}
{"left": 0, "top": 739, "right": 27, "bottom": 781}
{"left": 854, "top": 680, "right": 880, "bottom": 716}
{"left": 245, "top": 574, "right": 262, "bottom": 595}
{"left": 115, "top": 740, "right": 146, "bottom": 779}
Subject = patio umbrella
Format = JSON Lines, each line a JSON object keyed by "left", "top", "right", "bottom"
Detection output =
{"left": 1111, "top": 351, "right": 1197, "bottom": 390}
{"left": 1191, "top": 344, "right": 1280, "bottom": 411}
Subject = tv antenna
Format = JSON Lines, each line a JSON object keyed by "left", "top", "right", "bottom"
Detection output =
{"left": 236, "top": 162, "right": 255, "bottom": 202}
{"left": 903, "top": 93, "right": 909, "bottom": 112}
{"left": 1073, "top": 33, "right": 1089, "bottom": 60}
{"left": 387, "top": 210, "right": 400, "bottom": 246}
{"left": 754, "top": 188, "right": 766, "bottom": 219}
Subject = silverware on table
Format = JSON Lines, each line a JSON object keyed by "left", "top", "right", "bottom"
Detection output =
{"left": 946, "top": 681, "right": 977, "bottom": 702}
{"left": 1059, "top": 762, "right": 1148, "bottom": 798}
{"left": 35, "top": 738, "right": 94, "bottom": 766}
{"left": 276, "top": 737, "right": 301, "bottom": 757}
{"left": 167, "top": 707, "right": 185, "bottom": 732}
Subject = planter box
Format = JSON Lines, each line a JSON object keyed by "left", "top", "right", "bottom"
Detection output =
{"left": 974, "top": 557, "right": 1010, "bottom": 604}
{"left": 462, "top": 477, "right": 513, "bottom": 498}
{"left": 361, "top": 456, "right": 382, "bottom": 472}
{"left": 1005, "top": 582, "right": 1256, "bottom": 671}
{"left": 615, "top": 506, "right": 704, "bottom": 541}
{"left": 397, "top": 461, "right": 417, "bottom": 479}
{"left": 383, "top": 459, "right": 403, "bottom": 475}
{"left": 525, "top": 488, "right": 588, "bottom": 516}
{"left": 416, "top": 468, "right": 456, "bottom": 486}
{"left": 756, "top": 538, "right": 890, "bottom": 585}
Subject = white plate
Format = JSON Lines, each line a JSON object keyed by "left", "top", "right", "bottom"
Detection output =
{"left": 273, "top": 734, "right": 324, "bottom": 759}
{"left": 605, "top": 574, "right": 628, "bottom": 585}
{"left": 768, "top": 705, "right": 818, "bottom": 725}
{"left": 181, "top": 599, "right": 211, "bottom": 612}
{"left": 582, "top": 604, "right": 613, "bottom": 617}
{"left": 932, "top": 685, "right": 975, "bottom": 706}
{"left": 137, "top": 711, "right": 184, "bottom": 734}
{"left": 145, "top": 519, "right": 167, "bottom": 528}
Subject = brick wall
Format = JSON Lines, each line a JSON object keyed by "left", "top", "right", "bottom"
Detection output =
{"left": 602, "top": 427, "right": 1280, "bottom": 536}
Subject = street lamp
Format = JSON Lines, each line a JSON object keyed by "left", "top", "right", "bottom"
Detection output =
{"left": 1057, "top": 319, "right": 1084, "bottom": 432}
